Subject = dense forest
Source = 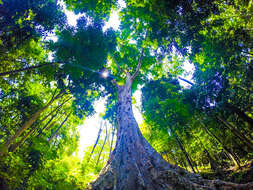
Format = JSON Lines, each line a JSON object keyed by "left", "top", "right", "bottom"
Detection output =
{"left": 0, "top": 0, "right": 253, "bottom": 189}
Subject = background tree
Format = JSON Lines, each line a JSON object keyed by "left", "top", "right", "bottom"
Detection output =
{"left": 0, "top": 0, "right": 253, "bottom": 189}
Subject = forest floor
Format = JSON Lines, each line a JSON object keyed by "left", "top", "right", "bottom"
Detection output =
{"left": 200, "top": 160, "right": 253, "bottom": 184}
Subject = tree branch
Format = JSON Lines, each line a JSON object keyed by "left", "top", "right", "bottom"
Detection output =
{"left": 110, "top": 53, "right": 127, "bottom": 75}
{"left": 178, "top": 76, "right": 194, "bottom": 86}
{"left": 0, "top": 62, "right": 58, "bottom": 77}
{"left": 131, "top": 30, "right": 148, "bottom": 80}
{"left": 111, "top": 78, "right": 119, "bottom": 88}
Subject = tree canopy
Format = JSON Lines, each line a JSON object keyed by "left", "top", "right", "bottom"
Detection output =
{"left": 0, "top": 0, "right": 252, "bottom": 189}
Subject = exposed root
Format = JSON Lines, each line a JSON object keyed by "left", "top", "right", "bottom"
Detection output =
{"left": 89, "top": 82, "right": 253, "bottom": 190}
{"left": 88, "top": 163, "right": 253, "bottom": 190}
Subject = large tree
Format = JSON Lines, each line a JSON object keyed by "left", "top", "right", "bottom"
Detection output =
{"left": 86, "top": 40, "right": 253, "bottom": 190}
{"left": 54, "top": 0, "right": 253, "bottom": 189}
{"left": 1, "top": 0, "right": 253, "bottom": 189}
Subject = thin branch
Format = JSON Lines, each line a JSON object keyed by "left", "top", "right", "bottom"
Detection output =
{"left": 109, "top": 124, "right": 116, "bottom": 156}
{"left": 86, "top": 121, "right": 103, "bottom": 165}
{"left": 178, "top": 76, "right": 194, "bottom": 86}
{"left": 0, "top": 62, "right": 58, "bottom": 77}
{"left": 111, "top": 78, "right": 119, "bottom": 88}
{"left": 48, "top": 112, "right": 71, "bottom": 143}
{"left": 50, "top": 88, "right": 58, "bottom": 101}
{"left": 125, "top": 63, "right": 131, "bottom": 72}
{"left": 131, "top": 30, "right": 148, "bottom": 80}
{"left": 96, "top": 123, "right": 108, "bottom": 166}
{"left": 36, "top": 97, "right": 72, "bottom": 137}
{"left": 110, "top": 53, "right": 127, "bottom": 74}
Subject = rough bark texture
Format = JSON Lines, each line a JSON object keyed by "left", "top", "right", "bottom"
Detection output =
{"left": 88, "top": 77, "right": 253, "bottom": 190}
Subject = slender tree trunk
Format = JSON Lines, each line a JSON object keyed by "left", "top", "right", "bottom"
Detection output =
{"left": 169, "top": 151, "right": 179, "bottom": 165}
{"left": 28, "top": 98, "right": 67, "bottom": 139}
{"left": 178, "top": 76, "right": 194, "bottom": 86}
{"left": 205, "top": 148, "right": 219, "bottom": 171}
{"left": 216, "top": 116, "right": 253, "bottom": 150}
{"left": 179, "top": 158, "right": 187, "bottom": 169}
{"left": 226, "top": 103, "right": 253, "bottom": 128}
{"left": 48, "top": 113, "right": 70, "bottom": 143}
{"left": 12, "top": 99, "right": 69, "bottom": 151}
{"left": 170, "top": 128, "right": 196, "bottom": 173}
{"left": 43, "top": 121, "right": 57, "bottom": 133}
{"left": 37, "top": 96, "right": 71, "bottom": 126}
{"left": 96, "top": 124, "right": 108, "bottom": 166}
{"left": 201, "top": 122, "right": 241, "bottom": 168}
{"left": 189, "top": 128, "right": 219, "bottom": 171}
{"left": 109, "top": 124, "right": 116, "bottom": 156}
{"left": 8, "top": 126, "right": 36, "bottom": 152}
{"left": 85, "top": 121, "right": 103, "bottom": 167}
{"left": 36, "top": 112, "right": 58, "bottom": 138}
{"left": 0, "top": 91, "right": 62, "bottom": 157}
{"left": 36, "top": 97, "right": 71, "bottom": 137}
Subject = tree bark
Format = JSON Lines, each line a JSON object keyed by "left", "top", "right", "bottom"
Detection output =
{"left": 90, "top": 75, "right": 174, "bottom": 189}
{"left": 89, "top": 75, "right": 253, "bottom": 190}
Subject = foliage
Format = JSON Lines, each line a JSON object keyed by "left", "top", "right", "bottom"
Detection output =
{"left": 0, "top": 0, "right": 252, "bottom": 188}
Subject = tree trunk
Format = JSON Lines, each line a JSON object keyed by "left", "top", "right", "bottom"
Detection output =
{"left": 226, "top": 103, "right": 253, "bottom": 128}
{"left": 36, "top": 112, "right": 58, "bottom": 138}
{"left": 96, "top": 124, "right": 108, "bottom": 166}
{"left": 109, "top": 124, "right": 116, "bottom": 156}
{"left": 170, "top": 128, "right": 196, "bottom": 173}
{"left": 85, "top": 121, "right": 103, "bottom": 166}
{"left": 169, "top": 151, "right": 179, "bottom": 165}
{"left": 201, "top": 122, "right": 242, "bottom": 169}
{"left": 203, "top": 149, "right": 218, "bottom": 171}
{"left": 0, "top": 91, "right": 62, "bottom": 157}
{"left": 48, "top": 113, "right": 70, "bottom": 143}
{"left": 189, "top": 129, "right": 219, "bottom": 171}
{"left": 216, "top": 116, "right": 253, "bottom": 150}
{"left": 8, "top": 126, "right": 36, "bottom": 152}
{"left": 89, "top": 76, "right": 253, "bottom": 190}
